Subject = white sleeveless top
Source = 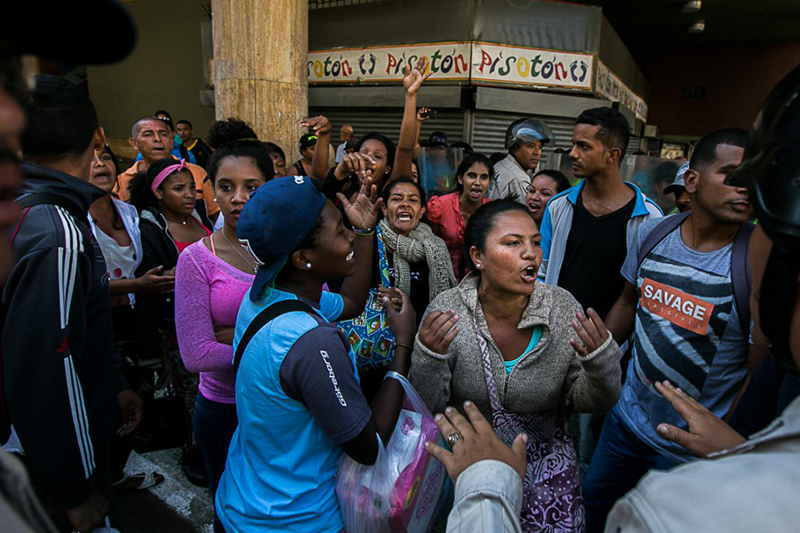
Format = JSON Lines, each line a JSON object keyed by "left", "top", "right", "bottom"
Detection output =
{"left": 94, "top": 227, "right": 138, "bottom": 281}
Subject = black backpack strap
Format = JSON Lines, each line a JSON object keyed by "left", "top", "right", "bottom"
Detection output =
{"left": 17, "top": 192, "right": 85, "bottom": 221}
{"left": 731, "top": 222, "right": 755, "bottom": 333}
{"left": 233, "top": 300, "right": 316, "bottom": 375}
{"left": 637, "top": 212, "right": 691, "bottom": 269}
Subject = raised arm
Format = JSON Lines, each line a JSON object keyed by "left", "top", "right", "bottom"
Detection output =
{"left": 336, "top": 177, "right": 381, "bottom": 320}
{"left": 390, "top": 56, "right": 431, "bottom": 180}
{"left": 305, "top": 115, "right": 333, "bottom": 182}
{"left": 413, "top": 107, "right": 431, "bottom": 159}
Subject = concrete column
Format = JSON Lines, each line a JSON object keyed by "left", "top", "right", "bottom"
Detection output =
{"left": 212, "top": 0, "right": 307, "bottom": 162}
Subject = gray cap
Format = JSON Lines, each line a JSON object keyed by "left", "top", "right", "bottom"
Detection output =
{"left": 664, "top": 161, "right": 690, "bottom": 195}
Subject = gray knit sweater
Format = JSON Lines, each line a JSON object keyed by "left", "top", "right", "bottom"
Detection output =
{"left": 409, "top": 273, "right": 622, "bottom": 421}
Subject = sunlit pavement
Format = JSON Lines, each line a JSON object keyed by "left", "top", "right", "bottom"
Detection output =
{"left": 118, "top": 449, "right": 213, "bottom": 532}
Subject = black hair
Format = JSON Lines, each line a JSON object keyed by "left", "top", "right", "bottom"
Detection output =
{"left": 263, "top": 142, "right": 286, "bottom": 162}
{"left": 154, "top": 109, "right": 172, "bottom": 121}
{"left": 381, "top": 176, "right": 427, "bottom": 208}
{"left": 206, "top": 118, "right": 257, "bottom": 149}
{"left": 128, "top": 158, "right": 192, "bottom": 212}
{"left": 156, "top": 115, "right": 174, "bottom": 132}
{"left": 20, "top": 74, "right": 98, "bottom": 161}
{"left": 689, "top": 128, "right": 749, "bottom": 171}
{"left": 653, "top": 161, "right": 680, "bottom": 185}
{"left": 489, "top": 152, "right": 506, "bottom": 166}
{"left": 463, "top": 200, "right": 534, "bottom": 273}
{"left": 176, "top": 119, "right": 192, "bottom": 129}
{"left": 100, "top": 143, "right": 121, "bottom": 176}
{"left": 575, "top": 107, "right": 630, "bottom": 160}
{"left": 451, "top": 141, "right": 474, "bottom": 154}
{"left": 205, "top": 118, "right": 274, "bottom": 186}
{"left": 354, "top": 132, "right": 397, "bottom": 181}
{"left": 455, "top": 153, "right": 494, "bottom": 192}
{"left": 532, "top": 169, "right": 570, "bottom": 194}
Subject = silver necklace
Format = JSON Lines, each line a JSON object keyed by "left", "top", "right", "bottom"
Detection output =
{"left": 220, "top": 230, "right": 258, "bottom": 274}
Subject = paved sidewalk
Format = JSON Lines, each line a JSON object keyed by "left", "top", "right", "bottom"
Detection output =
{"left": 117, "top": 449, "right": 212, "bottom": 532}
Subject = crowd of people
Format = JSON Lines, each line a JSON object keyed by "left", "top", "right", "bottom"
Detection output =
{"left": 1, "top": 4, "right": 800, "bottom": 533}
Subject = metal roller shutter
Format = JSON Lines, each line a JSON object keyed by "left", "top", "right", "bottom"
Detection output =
{"left": 309, "top": 108, "right": 466, "bottom": 147}
{"left": 471, "top": 111, "right": 578, "bottom": 156}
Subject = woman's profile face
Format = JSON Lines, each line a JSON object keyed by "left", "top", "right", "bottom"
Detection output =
{"left": 302, "top": 201, "right": 356, "bottom": 281}
{"left": 381, "top": 182, "right": 425, "bottom": 236}
{"left": 471, "top": 210, "right": 542, "bottom": 296}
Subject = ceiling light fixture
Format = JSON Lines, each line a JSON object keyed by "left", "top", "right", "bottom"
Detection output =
{"left": 687, "top": 21, "right": 706, "bottom": 34}
{"left": 682, "top": 0, "right": 702, "bottom": 13}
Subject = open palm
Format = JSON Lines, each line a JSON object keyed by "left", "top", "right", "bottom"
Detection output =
{"left": 404, "top": 56, "right": 432, "bottom": 96}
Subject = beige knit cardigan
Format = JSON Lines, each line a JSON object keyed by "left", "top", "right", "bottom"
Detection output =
{"left": 409, "top": 273, "right": 622, "bottom": 421}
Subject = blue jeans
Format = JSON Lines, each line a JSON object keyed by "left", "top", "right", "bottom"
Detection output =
{"left": 582, "top": 406, "right": 678, "bottom": 533}
{"left": 194, "top": 393, "right": 238, "bottom": 533}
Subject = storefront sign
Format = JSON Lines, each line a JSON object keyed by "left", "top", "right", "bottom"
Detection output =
{"left": 307, "top": 42, "right": 472, "bottom": 83}
{"left": 470, "top": 42, "right": 594, "bottom": 91}
{"left": 596, "top": 61, "right": 648, "bottom": 122}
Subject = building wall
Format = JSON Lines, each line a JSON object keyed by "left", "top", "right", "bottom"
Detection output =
{"left": 642, "top": 40, "right": 800, "bottom": 137}
{"left": 86, "top": 0, "right": 214, "bottom": 143}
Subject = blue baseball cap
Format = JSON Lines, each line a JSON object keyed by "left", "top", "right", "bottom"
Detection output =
{"left": 664, "top": 161, "right": 690, "bottom": 195}
{"left": 237, "top": 175, "right": 326, "bottom": 301}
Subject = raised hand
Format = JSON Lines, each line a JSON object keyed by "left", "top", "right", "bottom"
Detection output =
{"left": 301, "top": 115, "right": 332, "bottom": 137}
{"left": 333, "top": 152, "right": 376, "bottom": 181}
{"left": 419, "top": 310, "right": 459, "bottom": 354}
{"left": 425, "top": 401, "right": 527, "bottom": 482}
{"left": 416, "top": 107, "right": 432, "bottom": 123}
{"left": 655, "top": 380, "right": 746, "bottom": 457}
{"left": 403, "top": 56, "right": 432, "bottom": 97}
{"left": 336, "top": 176, "right": 381, "bottom": 230}
{"left": 570, "top": 307, "right": 609, "bottom": 356}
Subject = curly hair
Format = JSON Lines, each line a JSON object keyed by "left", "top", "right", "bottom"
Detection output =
{"left": 128, "top": 158, "right": 192, "bottom": 212}
{"left": 206, "top": 118, "right": 258, "bottom": 149}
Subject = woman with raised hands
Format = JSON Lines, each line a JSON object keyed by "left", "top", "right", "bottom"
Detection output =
{"left": 334, "top": 176, "right": 456, "bottom": 401}
{"left": 409, "top": 200, "right": 622, "bottom": 532}
{"left": 317, "top": 56, "right": 431, "bottom": 200}
{"left": 174, "top": 119, "right": 275, "bottom": 532}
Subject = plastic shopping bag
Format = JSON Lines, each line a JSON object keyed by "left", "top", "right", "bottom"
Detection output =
{"left": 336, "top": 371, "right": 451, "bottom": 533}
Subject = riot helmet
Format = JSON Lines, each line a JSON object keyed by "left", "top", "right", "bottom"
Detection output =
{"left": 504, "top": 118, "right": 554, "bottom": 150}
{"left": 726, "top": 63, "right": 800, "bottom": 371}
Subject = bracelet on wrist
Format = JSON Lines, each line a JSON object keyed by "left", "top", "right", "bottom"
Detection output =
{"left": 353, "top": 227, "right": 375, "bottom": 236}
{"left": 395, "top": 341, "right": 413, "bottom": 351}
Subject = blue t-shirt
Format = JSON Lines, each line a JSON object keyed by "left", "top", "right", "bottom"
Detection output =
{"left": 216, "top": 287, "right": 372, "bottom": 533}
{"left": 616, "top": 217, "right": 749, "bottom": 462}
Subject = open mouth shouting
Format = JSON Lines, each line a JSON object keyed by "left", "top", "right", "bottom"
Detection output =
{"left": 521, "top": 264, "right": 537, "bottom": 283}
{"left": 469, "top": 186, "right": 484, "bottom": 201}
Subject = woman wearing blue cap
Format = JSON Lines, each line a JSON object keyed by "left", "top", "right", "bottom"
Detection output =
{"left": 215, "top": 176, "right": 417, "bottom": 532}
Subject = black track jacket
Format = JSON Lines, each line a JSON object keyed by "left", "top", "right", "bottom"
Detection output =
{"left": 2, "top": 162, "right": 127, "bottom": 509}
